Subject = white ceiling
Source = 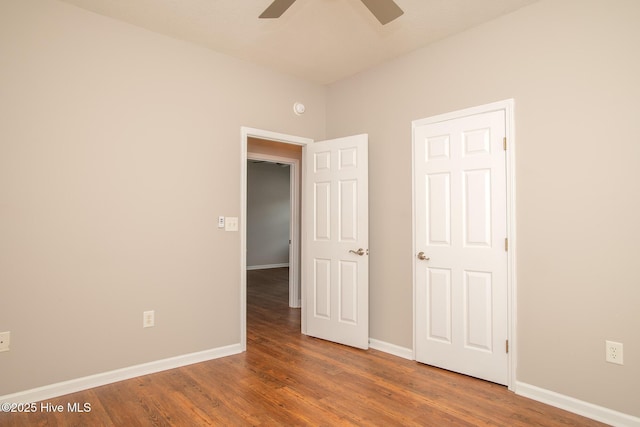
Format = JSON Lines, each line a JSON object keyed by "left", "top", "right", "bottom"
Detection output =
{"left": 58, "top": 0, "right": 539, "bottom": 84}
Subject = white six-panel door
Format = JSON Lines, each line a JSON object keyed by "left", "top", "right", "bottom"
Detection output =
{"left": 303, "top": 134, "right": 369, "bottom": 349}
{"left": 414, "top": 109, "right": 508, "bottom": 385}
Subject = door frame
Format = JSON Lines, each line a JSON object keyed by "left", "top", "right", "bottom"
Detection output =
{"left": 411, "top": 99, "right": 517, "bottom": 390}
{"left": 240, "top": 127, "right": 312, "bottom": 351}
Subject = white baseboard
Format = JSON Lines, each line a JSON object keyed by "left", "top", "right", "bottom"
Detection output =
{"left": 0, "top": 343, "right": 243, "bottom": 404}
{"left": 369, "top": 338, "right": 413, "bottom": 360}
{"left": 516, "top": 381, "right": 640, "bottom": 427}
{"left": 246, "top": 263, "right": 289, "bottom": 270}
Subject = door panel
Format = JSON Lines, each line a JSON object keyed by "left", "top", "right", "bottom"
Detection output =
{"left": 339, "top": 260, "right": 358, "bottom": 324}
{"left": 314, "top": 182, "right": 331, "bottom": 240}
{"left": 339, "top": 179, "right": 358, "bottom": 241}
{"left": 415, "top": 110, "right": 508, "bottom": 385}
{"left": 303, "top": 134, "right": 369, "bottom": 349}
{"left": 428, "top": 267, "right": 452, "bottom": 343}
{"left": 314, "top": 259, "right": 331, "bottom": 318}
{"left": 427, "top": 173, "right": 451, "bottom": 245}
{"left": 463, "top": 169, "right": 492, "bottom": 247}
{"left": 465, "top": 270, "right": 493, "bottom": 351}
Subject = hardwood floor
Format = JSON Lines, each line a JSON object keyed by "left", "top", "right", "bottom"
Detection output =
{"left": 1, "top": 268, "right": 605, "bottom": 426}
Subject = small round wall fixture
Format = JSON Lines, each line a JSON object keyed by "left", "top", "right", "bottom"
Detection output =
{"left": 293, "top": 102, "right": 306, "bottom": 115}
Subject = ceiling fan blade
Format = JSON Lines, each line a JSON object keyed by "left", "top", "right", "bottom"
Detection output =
{"left": 259, "top": 0, "right": 297, "bottom": 19}
{"left": 360, "top": 0, "right": 404, "bottom": 25}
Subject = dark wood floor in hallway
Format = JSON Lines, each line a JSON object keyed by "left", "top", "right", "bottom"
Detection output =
{"left": 0, "top": 267, "right": 605, "bottom": 426}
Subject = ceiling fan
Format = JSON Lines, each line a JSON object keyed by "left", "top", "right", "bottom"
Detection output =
{"left": 259, "top": 0, "right": 404, "bottom": 25}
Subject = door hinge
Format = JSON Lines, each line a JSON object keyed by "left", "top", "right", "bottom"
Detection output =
{"left": 503, "top": 137, "right": 507, "bottom": 150}
{"left": 504, "top": 238, "right": 508, "bottom": 251}
{"left": 506, "top": 339, "right": 509, "bottom": 353}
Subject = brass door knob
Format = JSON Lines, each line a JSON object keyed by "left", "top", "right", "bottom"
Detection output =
{"left": 417, "top": 252, "right": 430, "bottom": 261}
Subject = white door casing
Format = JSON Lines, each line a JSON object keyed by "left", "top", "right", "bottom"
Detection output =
{"left": 413, "top": 103, "right": 514, "bottom": 386}
{"left": 240, "top": 127, "right": 312, "bottom": 352}
{"left": 302, "top": 134, "right": 369, "bottom": 349}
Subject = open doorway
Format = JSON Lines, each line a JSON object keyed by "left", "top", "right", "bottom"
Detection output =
{"left": 240, "top": 128, "right": 312, "bottom": 351}
{"left": 247, "top": 145, "right": 300, "bottom": 308}
{"left": 246, "top": 159, "right": 292, "bottom": 274}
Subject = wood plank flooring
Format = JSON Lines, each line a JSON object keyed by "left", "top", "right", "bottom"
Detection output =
{"left": 0, "top": 268, "right": 606, "bottom": 426}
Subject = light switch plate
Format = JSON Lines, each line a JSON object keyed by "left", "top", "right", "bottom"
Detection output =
{"left": 225, "top": 217, "right": 239, "bottom": 232}
{"left": 143, "top": 311, "right": 155, "bottom": 328}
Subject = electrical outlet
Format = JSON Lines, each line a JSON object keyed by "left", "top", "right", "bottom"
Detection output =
{"left": 218, "top": 216, "right": 225, "bottom": 228}
{"left": 143, "top": 311, "right": 155, "bottom": 328}
{"left": 605, "top": 340, "right": 623, "bottom": 365}
{"left": 0, "top": 331, "right": 10, "bottom": 352}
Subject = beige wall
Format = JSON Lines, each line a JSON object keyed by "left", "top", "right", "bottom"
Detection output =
{"left": 2, "top": 0, "right": 638, "bottom": 420}
{"left": 0, "top": 0, "right": 325, "bottom": 395}
{"left": 326, "top": 0, "right": 640, "bottom": 417}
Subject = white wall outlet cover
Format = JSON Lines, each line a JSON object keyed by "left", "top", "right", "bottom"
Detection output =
{"left": 218, "top": 216, "right": 225, "bottom": 228}
{"left": 605, "top": 340, "right": 623, "bottom": 365}
{"left": 0, "top": 331, "right": 10, "bottom": 352}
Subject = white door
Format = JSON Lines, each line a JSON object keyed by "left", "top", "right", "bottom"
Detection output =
{"left": 414, "top": 109, "right": 508, "bottom": 384}
{"left": 302, "top": 134, "right": 369, "bottom": 349}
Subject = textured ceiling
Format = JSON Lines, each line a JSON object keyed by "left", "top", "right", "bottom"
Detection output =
{"left": 58, "top": 0, "right": 539, "bottom": 84}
